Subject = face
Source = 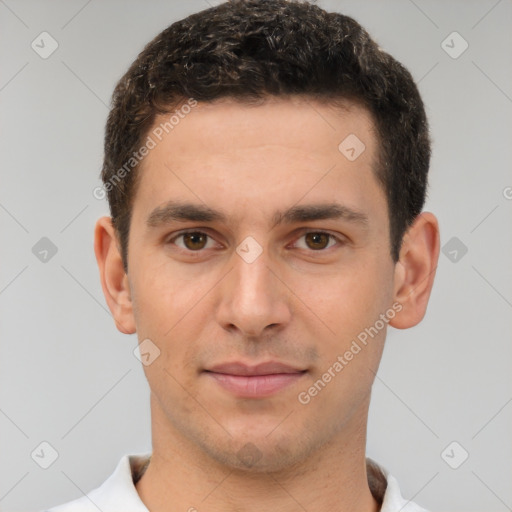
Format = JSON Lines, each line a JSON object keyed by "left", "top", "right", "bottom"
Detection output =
{"left": 116, "top": 97, "right": 401, "bottom": 471}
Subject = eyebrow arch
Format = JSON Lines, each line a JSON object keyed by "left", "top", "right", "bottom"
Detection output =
{"left": 271, "top": 203, "right": 368, "bottom": 227}
{"left": 146, "top": 200, "right": 369, "bottom": 229}
{"left": 146, "top": 201, "right": 227, "bottom": 228}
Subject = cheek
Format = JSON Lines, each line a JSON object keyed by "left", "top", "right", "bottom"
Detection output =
{"left": 298, "top": 263, "right": 392, "bottom": 334}
{"left": 293, "top": 261, "right": 394, "bottom": 395}
{"left": 296, "top": 271, "right": 391, "bottom": 414}
{"left": 130, "top": 255, "right": 213, "bottom": 374}
{"left": 130, "top": 256, "right": 205, "bottom": 337}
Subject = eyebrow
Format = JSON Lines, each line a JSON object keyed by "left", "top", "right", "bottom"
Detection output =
{"left": 146, "top": 200, "right": 368, "bottom": 229}
{"left": 272, "top": 203, "right": 368, "bottom": 227}
{"left": 147, "top": 201, "right": 227, "bottom": 227}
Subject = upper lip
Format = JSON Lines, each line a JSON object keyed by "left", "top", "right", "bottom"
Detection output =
{"left": 205, "top": 361, "right": 306, "bottom": 376}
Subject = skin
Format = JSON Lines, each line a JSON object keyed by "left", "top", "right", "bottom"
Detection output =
{"left": 95, "top": 96, "right": 439, "bottom": 512}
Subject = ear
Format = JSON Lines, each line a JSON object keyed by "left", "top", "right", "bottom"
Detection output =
{"left": 389, "top": 211, "right": 440, "bottom": 329}
{"left": 94, "top": 216, "right": 136, "bottom": 334}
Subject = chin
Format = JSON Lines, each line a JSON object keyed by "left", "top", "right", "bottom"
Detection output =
{"left": 199, "top": 433, "right": 311, "bottom": 474}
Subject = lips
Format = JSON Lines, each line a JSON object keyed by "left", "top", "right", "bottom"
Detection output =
{"left": 204, "top": 361, "right": 307, "bottom": 398}
{"left": 207, "top": 361, "right": 306, "bottom": 376}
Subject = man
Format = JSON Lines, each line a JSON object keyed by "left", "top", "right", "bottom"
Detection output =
{"left": 48, "top": 0, "right": 439, "bottom": 510}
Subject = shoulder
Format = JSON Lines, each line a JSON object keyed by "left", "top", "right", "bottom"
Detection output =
{"left": 382, "top": 474, "right": 429, "bottom": 512}
{"left": 43, "top": 453, "right": 151, "bottom": 512}
{"left": 367, "top": 458, "right": 430, "bottom": 512}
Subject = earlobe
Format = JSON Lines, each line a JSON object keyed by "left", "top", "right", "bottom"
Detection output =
{"left": 389, "top": 212, "right": 440, "bottom": 330}
{"left": 94, "top": 216, "right": 136, "bottom": 334}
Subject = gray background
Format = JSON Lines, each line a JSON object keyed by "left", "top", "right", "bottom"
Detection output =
{"left": 1, "top": 1, "right": 511, "bottom": 511}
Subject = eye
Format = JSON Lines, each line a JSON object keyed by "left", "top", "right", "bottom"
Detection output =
{"left": 167, "top": 230, "right": 342, "bottom": 253}
{"left": 170, "top": 231, "right": 216, "bottom": 251}
{"left": 293, "top": 231, "right": 340, "bottom": 251}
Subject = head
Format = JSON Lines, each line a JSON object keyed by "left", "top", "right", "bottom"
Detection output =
{"left": 95, "top": 0, "right": 439, "bottom": 472}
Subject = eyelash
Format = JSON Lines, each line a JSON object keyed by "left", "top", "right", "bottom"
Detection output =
{"left": 167, "top": 229, "right": 344, "bottom": 253}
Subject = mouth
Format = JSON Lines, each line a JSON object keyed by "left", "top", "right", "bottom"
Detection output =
{"left": 203, "top": 361, "right": 307, "bottom": 398}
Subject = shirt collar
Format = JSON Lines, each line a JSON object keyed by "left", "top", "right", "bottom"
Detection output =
{"left": 48, "top": 453, "right": 428, "bottom": 512}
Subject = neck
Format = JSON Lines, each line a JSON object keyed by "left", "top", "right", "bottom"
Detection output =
{"left": 136, "top": 394, "right": 381, "bottom": 512}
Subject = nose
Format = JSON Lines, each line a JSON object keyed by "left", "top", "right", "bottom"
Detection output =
{"left": 215, "top": 246, "right": 292, "bottom": 338}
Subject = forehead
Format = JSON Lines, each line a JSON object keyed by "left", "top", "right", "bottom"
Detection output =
{"left": 148, "top": 96, "right": 377, "bottom": 158}
{"left": 131, "top": 96, "right": 384, "bottom": 224}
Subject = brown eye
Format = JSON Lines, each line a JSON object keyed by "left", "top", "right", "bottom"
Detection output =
{"left": 304, "top": 232, "right": 332, "bottom": 250}
{"left": 292, "top": 231, "right": 339, "bottom": 252}
{"left": 182, "top": 232, "right": 208, "bottom": 250}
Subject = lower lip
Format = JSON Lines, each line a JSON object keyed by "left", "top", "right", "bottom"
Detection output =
{"left": 205, "top": 372, "right": 306, "bottom": 398}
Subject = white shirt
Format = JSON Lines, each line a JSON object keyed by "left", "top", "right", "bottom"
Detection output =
{"left": 45, "top": 453, "right": 429, "bottom": 512}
